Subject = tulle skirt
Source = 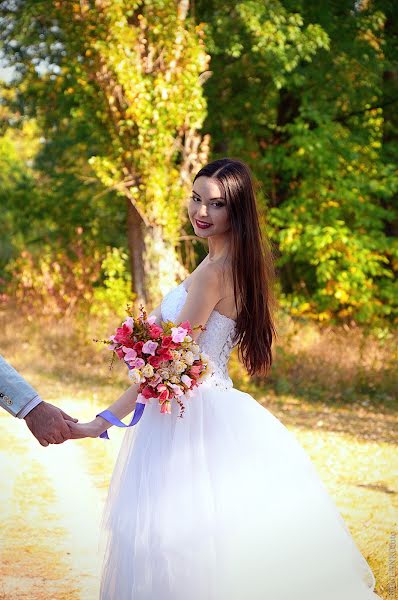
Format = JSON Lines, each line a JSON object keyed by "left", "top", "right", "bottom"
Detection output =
{"left": 99, "top": 381, "right": 382, "bottom": 600}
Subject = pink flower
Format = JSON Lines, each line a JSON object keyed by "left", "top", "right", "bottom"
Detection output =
{"left": 131, "top": 357, "right": 145, "bottom": 368}
{"left": 171, "top": 326, "right": 188, "bottom": 343}
{"left": 160, "top": 400, "right": 171, "bottom": 414}
{"left": 122, "top": 317, "right": 134, "bottom": 330}
{"left": 114, "top": 323, "right": 133, "bottom": 346}
{"left": 148, "top": 373, "right": 162, "bottom": 387}
{"left": 141, "top": 385, "right": 157, "bottom": 400}
{"left": 169, "top": 383, "right": 183, "bottom": 396}
{"left": 122, "top": 347, "right": 137, "bottom": 362}
{"left": 147, "top": 354, "right": 164, "bottom": 368}
{"left": 142, "top": 340, "right": 159, "bottom": 355}
{"left": 133, "top": 341, "right": 144, "bottom": 354}
{"left": 157, "top": 384, "right": 170, "bottom": 401}
{"left": 158, "top": 348, "right": 173, "bottom": 361}
{"left": 160, "top": 335, "right": 174, "bottom": 349}
{"left": 179, "top": 320, "right": 192, "bottom": 333}
{"left": 108, "top": 335, "right": 118, "bottom": 350}
{"left": 136, "top": 392, "right": 149, "bottom": 404}
{"left": 188, "top": 364, "right": 202, "bottom": 378}
{"left": 148, "top": 323, "right": 163, "bottom": 339}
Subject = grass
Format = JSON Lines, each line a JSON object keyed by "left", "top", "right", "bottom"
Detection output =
{"left": 0, "top": 306, "right": 396, "bottom": 599}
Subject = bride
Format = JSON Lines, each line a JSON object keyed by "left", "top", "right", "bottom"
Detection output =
{"left": 68, "top": 158, "right": 383, "bottom": 600}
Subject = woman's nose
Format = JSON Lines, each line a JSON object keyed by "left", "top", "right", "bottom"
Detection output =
{"left": 198, "top": 204, "right": 208, "bottom": 217}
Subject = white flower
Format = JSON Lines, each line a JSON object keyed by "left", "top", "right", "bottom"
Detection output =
{"left": 183, "top": 350, "right": 195, "bottom": 365}
{"left": 129, "top": 368, "right": 145, "bottom": 384}
{"left": 141, "top": 363, "right": 154, "bottom": 378}
{"left": 200, "top": 352, "right": 209, "bottom": 363}
{"left": 181, "top": 374, "right": 192, "bottom": 388}
{"left": 174, "top": 360, "right": 187, "bottom": 374}
{"left": 158, "top": 367, "right": 171, "bottom": 380}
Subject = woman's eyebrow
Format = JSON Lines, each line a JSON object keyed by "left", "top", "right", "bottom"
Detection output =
{"left": 192, "top": 190, "right": 225, "bottom": 201}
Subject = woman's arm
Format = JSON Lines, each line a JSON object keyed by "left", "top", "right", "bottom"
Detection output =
{"left": 68, "top": 303, "right": 165, "bottom": 440}
{"left": 68, "top": 277, "right": 221, "bottom": 441}
{"left": 148, "top": 303, "right": 162, "bottom": 324}
{"left": 67, "top": 381, "right": 141, "bottom": 439}
{"left": 174, "top": 265, "right": 223, "bottom": 342}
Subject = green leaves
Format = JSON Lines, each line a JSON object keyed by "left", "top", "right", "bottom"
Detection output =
{"left": 197, "top": 0, "right": 398, "bottom": 326}
{"left": 1, "top": 0, "right": 397, "bottom": 326}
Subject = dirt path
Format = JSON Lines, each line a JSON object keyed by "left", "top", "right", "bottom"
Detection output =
{"left": 0, "top": 399, "right": 120, "bottom": 600}
{"left": 0, "top": 397, "right": 394, "bottom": 599}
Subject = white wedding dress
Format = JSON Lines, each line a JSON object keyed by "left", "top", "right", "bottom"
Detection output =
{"left": 99, "top": 281, "right": 383, "bottom": 600}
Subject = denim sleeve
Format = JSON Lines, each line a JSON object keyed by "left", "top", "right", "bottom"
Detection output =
{"left": 0, "top": 355, "right": 39, "bottom": 417}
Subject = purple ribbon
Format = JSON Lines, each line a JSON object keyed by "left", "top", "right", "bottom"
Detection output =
{"left": 96, "top": 402, "right": 146, "bottom": 439}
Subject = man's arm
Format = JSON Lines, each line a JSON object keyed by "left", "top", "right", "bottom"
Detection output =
{"left": 0, "top": 354, "right": 77, "bottom": 446}
{"left": 0, "top": 355, "right": 41, "bottom": 417}
{"left": 17, "top": 395, "right": 44, "bottom": 419}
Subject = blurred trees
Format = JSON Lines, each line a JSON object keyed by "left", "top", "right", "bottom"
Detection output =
{"left": 197, "top": 0, "right": 398, "bottom": 324}
{"left": 0, "top": 0, "right": 210, "bottom": 307}
{"left": 0, "top": 0, "right": 397, "bottom": 326}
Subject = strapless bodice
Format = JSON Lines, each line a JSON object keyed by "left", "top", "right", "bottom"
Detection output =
{"left": 160, "top": 282, "right": 237, "bottom": 390}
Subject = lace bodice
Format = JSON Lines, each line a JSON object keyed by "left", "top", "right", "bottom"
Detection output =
{"left": 160, "top": 282, "right": 237, "bottom": 390}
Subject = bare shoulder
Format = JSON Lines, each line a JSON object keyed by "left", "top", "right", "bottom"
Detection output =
{"left": 191, "top": 261, "right": 223, "bottom": 291}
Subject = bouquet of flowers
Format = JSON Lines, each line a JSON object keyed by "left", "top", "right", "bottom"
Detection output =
{"left": 99, "top": 304, "right": 212, "bottom": 420}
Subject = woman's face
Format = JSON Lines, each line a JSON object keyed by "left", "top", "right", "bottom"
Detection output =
{"left": 188, "top": 176, "right": 230, "bottom": 238}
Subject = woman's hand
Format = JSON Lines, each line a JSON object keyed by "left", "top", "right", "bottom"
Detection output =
{"left": 67, "top": 416, "right": 108, "bottom": 439}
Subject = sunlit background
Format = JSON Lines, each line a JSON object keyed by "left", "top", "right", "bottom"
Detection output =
{"left": 0, "top": 1, "right": 397, "bottom": 599}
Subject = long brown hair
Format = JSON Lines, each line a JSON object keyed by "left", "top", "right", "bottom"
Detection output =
{"left": 193, "top": 157, "right": 278, "bottom": 377}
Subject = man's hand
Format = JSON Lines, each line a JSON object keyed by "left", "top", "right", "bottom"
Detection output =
{"left": 24, "top": 401, "right": 78, "bottom": 447}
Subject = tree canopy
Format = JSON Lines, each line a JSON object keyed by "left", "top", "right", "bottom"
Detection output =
{"left": 1, "top": 0, "right": 397, "bottom": 326}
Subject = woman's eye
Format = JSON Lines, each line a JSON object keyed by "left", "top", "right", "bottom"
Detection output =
{"left": 190, "top": 196, "right": 223, "bottom": 208}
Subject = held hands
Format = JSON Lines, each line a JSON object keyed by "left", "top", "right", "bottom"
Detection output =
{"left": 24, "top": 401, "right": 79, "bottom": 447}
{"left": 66, "top": 416, "right": 108, "bottom": 440}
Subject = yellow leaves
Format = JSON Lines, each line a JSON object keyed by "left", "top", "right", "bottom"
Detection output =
{"left": 297, "top": 147, "right": 305, "bottom": 155}
{"left": 299, "top": 302, "right": 311, "bottom": 311}
{"left": 316, "top": 311, "right": 331, "bottom": 321}
{"left": 334, "top": 289, "right": 349, "bottom": 302}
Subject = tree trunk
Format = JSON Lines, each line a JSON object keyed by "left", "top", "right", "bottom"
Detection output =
{"left": 126, "top": 199, "right": 189, "bottom": 311}
{"left": 126, "top": 198, "right": 147, "bottom": 305}
{"left": 142, "top": 224, "right": 189, "bottom": 309}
